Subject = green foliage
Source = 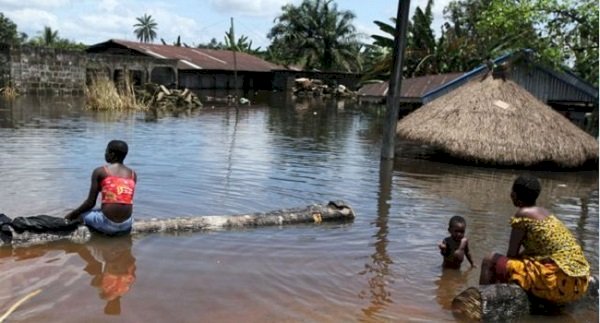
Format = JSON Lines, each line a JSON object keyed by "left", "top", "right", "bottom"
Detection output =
{"left": 198, "top": 38, "right": 224, "bottom": 49}
{"left": 0, "top": 13, "right": 20, "bottom": 45}
{"left": 479, "top": 0, "right": 598, "bottom": 85}
{"left": 366, "top": 0, "right": 598, "bottom": 85}
{"left": 224, "top": 26, "right": 261, "bottom": 54}
{"left": 27, "top": 26, "right": 86, "bottom": 50}
{"left": 267, "top": 0, "right": 362, "bottom": 72}
{"left": 161, "top": 36, "right": 191, "bottom": 47}
{"left": 133, "top": 13, "right": 158, "bottom": 43}
{"left": 366, "top": 0, "right": 440, "bottom": 78}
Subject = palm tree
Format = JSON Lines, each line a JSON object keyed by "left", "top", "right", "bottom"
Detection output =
{"left": 367, "top": 0, "right": 440, "bottom": 78}
{"left": 40, "top": 26, "right": 59, "bottom": 46}
{"left": 133, "top": 14, "right": 157, "bottom": 43}
{"left": 224, "top": 27, "right": 261, "bottom": 54}
{"left": 267, "top": 0, "right": 360, "bottom": 72}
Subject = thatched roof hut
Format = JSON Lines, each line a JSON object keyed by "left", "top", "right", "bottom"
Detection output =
{"left": 396, "top": 76, "right": 599, "bottom": 168}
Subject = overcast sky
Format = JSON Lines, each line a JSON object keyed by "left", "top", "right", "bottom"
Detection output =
{"left": 1, "top": 0, "right": 452, "bottom": 48}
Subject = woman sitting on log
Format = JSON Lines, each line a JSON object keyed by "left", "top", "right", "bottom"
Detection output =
{"left": 65, "top": 140, "right": 137, "bottom": 236}
{"left": 479, "top": 174, "right": 590, "bottom": 304}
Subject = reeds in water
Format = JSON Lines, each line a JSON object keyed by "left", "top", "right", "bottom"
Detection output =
{"left": 0, "top": 85, "right": 18, "bottom": 100}
{"left": 85, "top": 76, "right": 149, "bottom": 111}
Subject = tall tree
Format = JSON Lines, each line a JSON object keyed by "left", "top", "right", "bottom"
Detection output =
{"left": 24, "top": 26, "right": 84, "bottom": 50}
{"left": 0, "top": 13, "right": 20, "bottom": 45}
{"left": 40, "top": 26, "right": 58, "bottom": 46}
{"left": 366, "top": 0, "right": 598, "bottom": 85}
{"left": 224, "top": 26, "right": 261, "bottom": 54}
{"left": 478, "top": 0, "right": 598, "bottom": 85}
{"left": 267, "top": 0, "right": 361, "bottom": 72}
{"left": 133, "top": 14, "right": 158, "bottom": 43}
{"left": 408, "top": 0, "right": 437, "bottom": 75}
{"left": 367, "top": 0, "right": 439, "bottom": 78}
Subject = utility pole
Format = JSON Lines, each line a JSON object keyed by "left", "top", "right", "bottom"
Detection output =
{"left": 381, "top": 0, "right": 411, "bottom": 160}
{"left": 230, "top": 17, "right": 238, "bottom": 101}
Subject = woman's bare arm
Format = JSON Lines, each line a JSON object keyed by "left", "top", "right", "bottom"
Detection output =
{"left": 65, "top": 168, "right": 102, "bottom": 221}
{"left": 507, "top": 227, "right": 525, "bottom": 258}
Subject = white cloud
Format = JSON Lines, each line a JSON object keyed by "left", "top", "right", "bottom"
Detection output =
{"left": 5, "top": 9, "right": 59, "bottom": 34}
{"left": 80, "top": 13, "right": 132, "bottom": 33}
{"left": 0, "top": 0, "right": 71, "bottom": 9}
{"left": 208, "top": 0, "right": 294, "bottom": 17}
{"left": 151, "top": 12, "right": 201, "bottom": 44}
{"left": 98, "top": 0, "right": 120, "bottom": 12}
{"left": 355, "top": 21, "right": 385, "bottom": 44}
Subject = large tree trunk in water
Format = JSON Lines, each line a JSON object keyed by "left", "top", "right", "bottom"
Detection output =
{"left": 131, "top": 200, "right": 354, "bottom": 233}
{"left": 452, "top": 278, "right": 599, "bottom": 322}
{"left": 1, "top": 201, "right": 355, "bottom": 247}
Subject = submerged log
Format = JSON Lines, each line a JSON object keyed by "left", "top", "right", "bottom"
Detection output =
{"left": 0, "top": 201, "right": 355, "bottom": 248}
{"left": 452, "top": 278, "right": 599, "bottom": 322}
{"left": 2, "top": 225, "right": 91, "bottom": 248}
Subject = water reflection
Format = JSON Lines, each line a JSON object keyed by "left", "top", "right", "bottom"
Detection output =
{"left": 78, "top": 236, "right": 136, "bottom": 315}
{"left": 0, "top": 96, "right": 84, "bottom": 129}
{"left": 359, "top": 159, "right": 394, "bottom": 319}
{"left": 0, "top": 235, "right": 136, "bottom": 316}
{"left": 435, "top": 268, "right": 471, "bottom": 310}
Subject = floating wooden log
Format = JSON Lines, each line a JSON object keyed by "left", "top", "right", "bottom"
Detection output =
{"left": 0, "top": 201, "right": 355, "bottom": 248}
{"left": 452, "top": 278, "right": 599, "bottom": 322}
{"left": 132, "top": 200, "right": 354, "bottom": 233}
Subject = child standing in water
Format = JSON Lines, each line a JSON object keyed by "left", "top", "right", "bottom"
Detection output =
{"left": 438, "top": 216, "right": 475, "bottom": 269}
{"left": 65, "top": 140, "right": 136, "bottom": 235}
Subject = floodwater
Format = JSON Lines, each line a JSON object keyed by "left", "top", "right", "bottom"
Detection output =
{"left": 0, "top": 95, "right": 597, "bottom": 322}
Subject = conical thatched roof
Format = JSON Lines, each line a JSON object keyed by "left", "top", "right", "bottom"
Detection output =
{"left": 396, "top": 76, "right": 599, "bottom": 167}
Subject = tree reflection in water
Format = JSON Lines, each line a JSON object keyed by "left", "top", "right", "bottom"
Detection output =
{"left": 359, "top": 159, "right": 394, "bottom": 318}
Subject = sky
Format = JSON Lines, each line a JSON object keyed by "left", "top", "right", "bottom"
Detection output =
{"left": 1, "top": 0, "right": 453, "bottom": 49}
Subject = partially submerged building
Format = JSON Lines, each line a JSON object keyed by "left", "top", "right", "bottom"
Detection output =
{"left": 357, "top": 73, "right": 463, "bottom": 105}
{"left": 0, "top": 43, "right": 178, "bottom": 95}
{"left": 86, "top": 39, "right": 283, "bottom": 92}
{"left": 359, "top": 50, "right": 598, "bottom": 130}
{"left": 0, "top": 39, "right": 363, "bottom": 97}
{"left": 395, "top": 74, "right": 598, "bottom": 168}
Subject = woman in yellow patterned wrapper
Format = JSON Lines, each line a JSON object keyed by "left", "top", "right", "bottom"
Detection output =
{"left": 478, "top": 174, "right": 590, "bottom": 304}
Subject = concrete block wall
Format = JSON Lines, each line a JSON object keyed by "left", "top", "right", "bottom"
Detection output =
{"left": 9, "top": 46, "right": 86, "bottom": 95}
{"left": 0, "top": 45, "right": 179, "bottom": 95}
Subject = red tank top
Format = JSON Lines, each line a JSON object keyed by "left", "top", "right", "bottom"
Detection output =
{"left": 101, "top": 166, "right": 136, "bottom": 205}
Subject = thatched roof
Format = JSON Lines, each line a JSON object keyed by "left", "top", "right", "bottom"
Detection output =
{"left": 396, "top": 76, "right": 599, "bottom": 168}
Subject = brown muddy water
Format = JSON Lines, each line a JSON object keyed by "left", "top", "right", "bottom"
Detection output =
{"left": 0, "top": 95, "right": 598, "bottom": 322}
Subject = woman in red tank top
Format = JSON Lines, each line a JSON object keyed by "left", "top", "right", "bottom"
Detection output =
{"left": 65, "top": 140, "right": 137, "bottom": 235}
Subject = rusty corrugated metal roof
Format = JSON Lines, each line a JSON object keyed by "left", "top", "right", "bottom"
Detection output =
{"left": 403, "top": 73, "right": 464, "bottom": 98}
{"left": 358, "top": 73, "right": 464, "bottom": 99}
{"left": 357, "top": 82, "right": 388, "bottom": 97}
{"left": 95, "top": 39, "right": 285, "bottom": 72}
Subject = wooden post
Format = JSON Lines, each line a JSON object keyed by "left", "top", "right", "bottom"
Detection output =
{"left": 1, "top": 201, "right": 355, "bottom": 247}
{"left": 381, "top": 0, "right": 411, "bottom": 160}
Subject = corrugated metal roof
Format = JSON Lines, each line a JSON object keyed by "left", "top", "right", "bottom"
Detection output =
{"left": 357, "top": 81, "right": 388, "bottom": 97}
{"left": 422, "top": 49, "right": 599, "bottom": 104}
{"left": 357, "top": 73, "right": 464, "bottom": 100}
{"left": 402, "top": 73, "right": 464, "bottom": 98}
{"left": 89, "top": 39, "right": 285, "bottom": 72}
